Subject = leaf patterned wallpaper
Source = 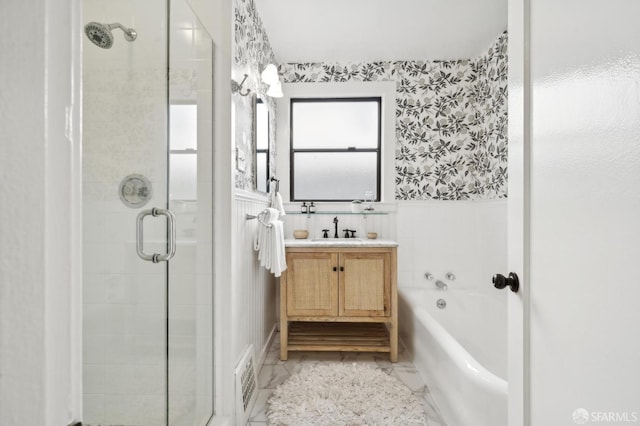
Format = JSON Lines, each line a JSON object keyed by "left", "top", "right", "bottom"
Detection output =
{"left": 280, "top": 32, "right": 508, "bottom": 200}
{"left": 233, "top": 0, "right": 278, "bottom": 191}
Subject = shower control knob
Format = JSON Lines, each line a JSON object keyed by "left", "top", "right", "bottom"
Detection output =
{"left": 492, "top": 272, "right": 519, "bottom": 293}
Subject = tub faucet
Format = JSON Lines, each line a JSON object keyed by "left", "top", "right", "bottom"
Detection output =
{"left": 435, "top": 280, "right": 448, "bottom": 291}
{"left": 333, "top": 217, "right": 339, "bottom": 238}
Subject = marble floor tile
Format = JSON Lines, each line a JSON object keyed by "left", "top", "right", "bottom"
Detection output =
{"left": 257, "top": 364, "right": 290, "bottom": 389}
{"left": 421, "top": 391, "right": 448, "bottom": 425}
{"left": 391, "top": 364, "right": 428, "bottom": 393}
{"left": 262, "top": 344, "right": 281, "bottom": 365}
{"left": 248, "top": 332, "right": 446, "bottom": 425}
{"left": 248, "top": 389, "right": 273, "bottom": 422}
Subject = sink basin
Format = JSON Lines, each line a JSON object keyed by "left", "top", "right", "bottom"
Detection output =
{"left": 311, "top": 238, "right": 364, "bottom": 242}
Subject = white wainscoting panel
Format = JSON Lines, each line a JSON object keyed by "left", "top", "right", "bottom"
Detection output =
{"left": 233, "top": 191, "right": 278, "bottom": 371}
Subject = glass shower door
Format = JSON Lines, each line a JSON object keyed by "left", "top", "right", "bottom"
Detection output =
{"left": 167, "top": 1, "right": 214, "bottom": 424}
{"left": 82, "top": 0, "right": 213, "bottom": 424}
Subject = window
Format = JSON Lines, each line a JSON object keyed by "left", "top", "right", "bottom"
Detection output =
{"left": 290, "top": 97, "right": 381, "bottom": 201}
{"left": 255, "top": 98, "right": 270, "bottom": 193}
{"left": 169, "top": 103, "right": 197, "bottom": 200}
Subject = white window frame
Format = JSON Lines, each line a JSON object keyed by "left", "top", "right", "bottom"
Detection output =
{"left": 275, "top": 81, "right": 396, "bottom": 203}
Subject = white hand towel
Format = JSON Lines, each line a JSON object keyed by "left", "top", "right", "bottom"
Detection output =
{"left": 254, "top": 210, "right": 270, "bottom": 268}
{"left": 254, "top": 214, "right": 266, "bottom": 251}
{"left": 270, "top": 220, "right": 286, "bottom": 277}
{"left": 266, "top": 208, "right": 280, "bottom": 268}
{"left": 274, "top": 192, "right": 286, "bottom": 218}
{"left": 252, "top": 208, "right": 287, "bottom": 277}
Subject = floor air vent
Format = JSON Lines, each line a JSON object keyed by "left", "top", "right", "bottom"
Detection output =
{"left": 234, "top": 345, "right": 258, "bottom": 425}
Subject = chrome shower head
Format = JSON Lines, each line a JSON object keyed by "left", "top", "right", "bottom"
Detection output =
{"left": 84, "top": 22, "right": 137, "bottom": 49}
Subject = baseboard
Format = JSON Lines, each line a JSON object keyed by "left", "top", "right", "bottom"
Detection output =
{"left": 207, "top": 415, "right": 232, "bottom": 426}
{"left": 257, "top": 322, "right": 278, "bottom": 369}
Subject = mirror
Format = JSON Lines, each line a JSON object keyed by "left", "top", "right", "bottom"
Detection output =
{"left": 254, "top": 96, "right": 270, "bottom": 193}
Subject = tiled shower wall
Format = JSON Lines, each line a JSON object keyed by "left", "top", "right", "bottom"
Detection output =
{"left": 83, "top": 2, "right": 169, "bottom": 424}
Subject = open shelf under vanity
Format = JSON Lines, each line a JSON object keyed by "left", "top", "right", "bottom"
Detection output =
{"left": 286, "top": 321, "right": 392, "bottom": 354}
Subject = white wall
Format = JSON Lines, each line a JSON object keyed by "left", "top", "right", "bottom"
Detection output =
{"left": 0, "top": 0, "right": 82, "bottom": 424}
{"left": 254, "top": 0, "right": 506, "bottom": 62}
{"left": 511, "top": 0, "right": 640, "bottom": 424}
{"left": 281, "top": 203, "right": 396, "bottom": 241}
{"left": 396, "top": 200, "right": 507, "bottom": 297}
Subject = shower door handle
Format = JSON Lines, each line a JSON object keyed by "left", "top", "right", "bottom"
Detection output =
{"left": 136, "top": 207, "right": 177, "bottom": 263}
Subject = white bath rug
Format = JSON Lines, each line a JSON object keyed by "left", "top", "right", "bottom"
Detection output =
{"left": 267, "top": 363, "right": 427, "bottom": 425}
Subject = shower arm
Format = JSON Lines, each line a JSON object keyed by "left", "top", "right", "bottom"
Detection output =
{"left": 106, "top": 23, "right": 137, "bottom": 40}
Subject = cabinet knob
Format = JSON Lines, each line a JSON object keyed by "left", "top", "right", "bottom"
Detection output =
{"left": 333, "top": 267, "right": 337, "bottom": 271}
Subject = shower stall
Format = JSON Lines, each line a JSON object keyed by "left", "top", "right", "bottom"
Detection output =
{"left": 82, "top": 0, "right": 214, "bottom": 424}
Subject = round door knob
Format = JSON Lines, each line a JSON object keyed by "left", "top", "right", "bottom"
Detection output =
{"left": 492, "top": 272, "right": 519, "bottom": 293}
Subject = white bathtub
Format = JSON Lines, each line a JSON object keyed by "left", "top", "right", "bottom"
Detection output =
{"left": 399, "top": 287, "right": 508, "bottom": 426}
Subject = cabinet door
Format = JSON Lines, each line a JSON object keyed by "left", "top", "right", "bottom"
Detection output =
{"left": 286, "top": 252, "right": 338, "bottom": 317}
{"left": 339, "top": 252, "right": 391, "bottom": 317}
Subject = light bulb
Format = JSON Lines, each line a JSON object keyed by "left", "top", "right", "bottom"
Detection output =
{"left": 261, "top": 64, "right": 279, "bottom": 85}
{"left": 266, "top": 81, "right": 283, "bottom": 98}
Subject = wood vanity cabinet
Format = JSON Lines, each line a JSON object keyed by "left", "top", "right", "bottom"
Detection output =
{"left": 280, "top": 246, "right": 398, "bottom": 362}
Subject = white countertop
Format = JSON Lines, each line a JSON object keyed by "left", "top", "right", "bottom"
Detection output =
{"left": 285, "top": 238, "right": 398, "bottom": 248}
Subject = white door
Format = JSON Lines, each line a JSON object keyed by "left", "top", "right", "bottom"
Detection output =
{"left": 508, "top": 1, "right": 640, "bottom": 425}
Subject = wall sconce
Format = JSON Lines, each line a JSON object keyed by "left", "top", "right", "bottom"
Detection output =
{"left": 231, "top": 74, "right": 251, "bottom": 96}
{"left": 261, "top": 64, "right": 283, "bottom": 98}
{"left": 266, "top": 81, "right": 283, "bottom": 98}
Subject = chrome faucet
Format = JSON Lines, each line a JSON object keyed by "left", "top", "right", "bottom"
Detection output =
{"left": 435, "top": 280, "right": 448, "bottom": 290}
{"left": 333, "top": 217, "right": 339, "bottom": 238}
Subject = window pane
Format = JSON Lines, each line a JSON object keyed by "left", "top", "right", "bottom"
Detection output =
{"left": 256, "top": 101, "right": 269, "bottom": 150}
{"left": 256, "top": 152, "right": 267, "bottom": 193}
{"left": 292, "top": 100, "right": 379, "bottom": 149}
{"left": 293, "top": 152, "right": 378, "bottom": 200}
{"left": 170, "top": 153, "right": 197, "bottom": 200}
{"left": 170, "top": 104, "right": 197, "bottom": 150}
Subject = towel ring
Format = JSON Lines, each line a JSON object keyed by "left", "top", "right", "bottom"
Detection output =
{"left": 246, "top": 210, "right": 273, "bottom": 228}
